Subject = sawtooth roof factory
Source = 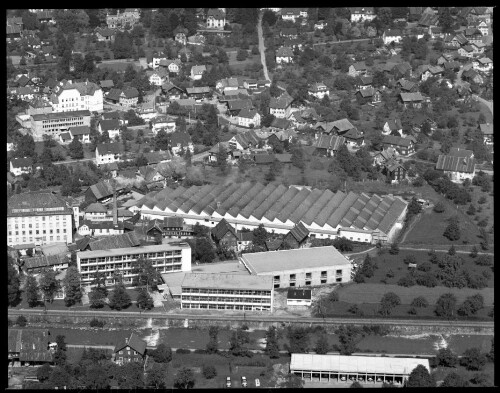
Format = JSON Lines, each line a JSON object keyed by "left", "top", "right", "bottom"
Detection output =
{"left": 132, "top": 182, "right": 408, "bottom": 244}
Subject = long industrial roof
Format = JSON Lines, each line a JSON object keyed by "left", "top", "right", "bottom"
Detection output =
{"left": 134, "top": 183, "right": 407, "bottom": 236}
{"left": 290, "top": 354, "right": 430, "bottom": 375}
{"left": 241, "top": 246, "right": 350, "bottom": 275}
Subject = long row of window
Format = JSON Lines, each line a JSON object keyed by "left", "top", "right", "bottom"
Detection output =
{"left": 9, "top": 228, "right": 67, "bottom": 235}
{"left": 41, "top": 121, "right": 84, "bottom": 129}
{"left": 80, "top": 251, "right": 182, "bottom": 264}
{"left": 81, "top": 260, "right": 181, "bottom": 272}
{"left": 8, "top": 234, "right": 68, "bottom": 244}
{"left": 80, "top": 264, "right": 182, "bottom": 281}
{"left": 182, "top": 296, "right": 271, "bottom": 304}
{"left": 182, "top": 303, "right": 271, "bottom": 311}
{"left": 182, "top": 288, "right": 271, "bottom": 296}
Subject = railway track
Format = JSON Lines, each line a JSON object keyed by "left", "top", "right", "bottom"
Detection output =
{"left": 7, "top": 309, "right": 493, "bottom": 329}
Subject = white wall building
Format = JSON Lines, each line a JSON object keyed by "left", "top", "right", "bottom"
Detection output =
{"left": 50, "top": 81, "right": 104, "bottom": 113}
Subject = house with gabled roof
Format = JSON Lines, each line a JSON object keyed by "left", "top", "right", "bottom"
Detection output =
{"left": 399, "top": 92, "right": 424, "bottom": 109}
{"left": 167, "top": 131, "right": 194, "bottom": 156}
{"left": 276, "top": 46, "right": 294, "bottom": 64}
{"left": 355, "top": 88, "right": 381, "bottom": 104}
{"left": 95, "top": 142, "right": 123, "bottom": 166}
{"left": 356, "top": 75, "right": 373, "bottom": 90}
{"left": 479, "top": 123, "right": 493, "bottom": 145}
{"left": 161, "top": 82, "right": 185, "bottom": 100}
{"left": 211, "top": 218, "right": 238, "bottom": 248}
{"left": 350, "top": 7, "right": 376, "bottom": 23}
{"left": 343, "top": 128, "right": 365, "bottom": 148}
{"left": 151, "top": 115, "right": 176, "bottom": 134}
{"left": 119, "top": 87, "right": 139, "bottom": 107}
{"left": 237, "top": 108, "right": 261, "bottom": 128}
{"left": 381, "top": 135, "right": 415, "bottom": 156}
{"left": 462, "top": 69, "right": 484, "bottom": 84}
{"left": 190, "top": 65, "right": 206, "bottom": 80}
{"left": 99, "top": 79, "right": 115, "bottom": 91}
{"left": 228, "top": 130, "right": 262, "bottom": 151}
{"left": 464, "top": 28, "right": 484, "bottom": 45}
{"left": 348, "top": 61, "right": 368, "bottom": 77}
{"left": 147, "top": 68, "right": 169, "bottom": 86}
{"left": 269, "top": 117, "right": 292, "bottom": 133}
{"left": 314, "top": 135, "right": 345, "bottom": 157}
{"left": 269, "top": 92, "right": 294, "bottom": 119}
{"left": 380, "top": 158, "right": 407, "bottom": 183}
{"left": 418, "top": 12, "right": 439, "bottom": 27}
{"left": 280, "top": 27, "right": 298, "bottom": 39}
{"left": 383, "top": 119, "right": 403, "bottom": 136}
{"left": 458, "top": 44, "right": 475, "bottom": 58}
{"left": 396, "top": 78, "right": 417, "bottom": 93}
{"left": 95, "top": 27, "right": 116, "bottom": 42}
{"left": 308, "top": 82, "right": 329, "bottom": 99}
{"left": 99, "top": 119, "right": 121, "bottom": 139}
{"left": 206, "top": 8, "right": 226, "bottom": 30}
{"left": 114, "top": 333, "right": 147, "bottom": 365}
{"left": 420, "top": 65, "right": 444, "bottom": 81}
{"left": 69, "top": 125, "right": 91, "bottom": 144}
{"left": 8, "top": 329, "right": 53, "bottom": 366}
{"left": 10, "top": 157, "right": 33, "bottom": 176}
{"left": 282, "top": 222, "right": 309, "bottom": 249}
{"left": 159, "top": 58, "right": 182, "bottom": 74}
{"left": 382, "top": 29, "right": 403, "bottom": 45}
{"left": 84, "top": 180, "right": 126, "bottom": 203}
{"left": 436, "top": 153, "right": 476, "bottom": 183}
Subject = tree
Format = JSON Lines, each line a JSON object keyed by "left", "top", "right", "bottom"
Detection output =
{"left": 48, "top": 366, "right": 71, "bottom": 389}
{"left": 236, "top": 48, "right": 248, "bottom": 61}
{"left": 62, "top": 266, "right": 82, "bottom": 307}
{"left": 350, "top": 381, "right": 363, "bottom": 388}
{"left": 434, "top": 293, "right": 457, "bottom": 318}
{"left": 84, "top": 365, "right": 110, "bottom": 389}
{"left": 216, "top": 144, "right": 228, "bottom": 174}
{"left": 136, "top": 288, "right": 154, "bottom": 310}
{"left": 116, "top": 362, "right": 145, "bottom": 389}
{"left": 206, "top": 326, "right": 219, "bottom": 354}
{"left": 16, "top": 315, "right": 27, "bottom": 327}
{"left": 229, "top": 328, "right": 251, "bottom": 356}
{"left": 458, "top": 294, "right": 484, "bottom": 316}
{"left": 68, "top": 137, "right": 84, "bottom": 159}
{"left": 389, "top": 242, "right": 399, "bottom": 255}
{"left": 54, "top": 335, "right": 67, "bottom": 366}
{"left": 443, "top": 221, "right": 460, "bottom": 241}
{"left": 252, "top": 224, "right": 269, "bottom": 248}
{"left": 406, "top": 364, "right": 435, "bottom": 387}
{"left": 265, "top": 326, "right": 280, "bottom": 358}
{"left": 108, "top": 282, "right": 131, "bottom": 310}
{"left": 88, "top": 271, "right": 108, "bottom": 308}
{"left": 469, "top": 246, "right": 478, "bottom": 258}
{"left": 149, "top": 343, "right": 173, "bottom": 363}
{"left": 37, "top": 363, "right": 52, "bottom": 382}
{"left": 441, "top": 371, "right": 469, "bottom": 387}
{"left": 460, "top": 348, "right": 487, "bottom": 371}
{"left": 25, "top": 273, "right": 40, "bottom": 307}
{"left": 411, "top": 296, "right": 429, "bottom": 308}
{"left": 8, "top": 256, "right": 22, "bottom": 306}
{"left": 278, "top": 374, "right": 304, "bottom": 388}
{"left": 39, "top": 270, "right": 60, "bottom": 304}
{"left": 146, "top": 362, "right": 168, "bottom": 389}
{"left": 436, "top": 347, "right": 459, "bottom": 368}
{"left": 174, "top": 367, "right": 195, "bottom": 389}
{"left": 337, "top": 325, "right": 361, "bottom": 355}
{"left": 332, "top": 237, "right": 354, "bottom": 252}
{"left": 314, "top": 334, "right": 330, "bottom": 354}
{"left": 433, "top": 201, "right": 445, "bottom": 213}
{"left": 379, "top": 292, "right": 401, "bottom": 316}
{"left": 131, "top": 258, "right": 162, "bottom": 291}
{"left": 202, "top": 365, "right": 217, "bottom": 379}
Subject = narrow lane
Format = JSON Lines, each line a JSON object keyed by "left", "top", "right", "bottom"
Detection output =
{"left": 257, "top": 12, "right": 270, "bottom": 82}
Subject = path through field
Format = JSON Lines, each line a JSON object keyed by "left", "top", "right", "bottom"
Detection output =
{"left": 257, "top": 12, "right": 270, "bottom": 82}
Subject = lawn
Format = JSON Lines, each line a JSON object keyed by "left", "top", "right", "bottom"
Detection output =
{"left": 337, "top": 283, "right": 494, "bottom": 306}
{"left": 432, "top": 362, "right": 494, "bottom": 385}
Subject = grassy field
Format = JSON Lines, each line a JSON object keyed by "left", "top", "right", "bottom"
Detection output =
{"left": 337, "top": 283, "right": 494, "bottom": 306}
{"left": 97, "top": 60, "right": 142, "bottom": 73}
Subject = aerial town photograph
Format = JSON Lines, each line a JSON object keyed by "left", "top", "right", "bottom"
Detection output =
{"left": 6, "top": 7, "right": 494, "bottom": 389}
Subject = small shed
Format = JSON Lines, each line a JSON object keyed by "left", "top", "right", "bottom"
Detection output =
{"left": 287, "top": 288, "right": 312, "bottom": 306}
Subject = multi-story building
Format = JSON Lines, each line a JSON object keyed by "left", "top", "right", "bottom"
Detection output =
{"left": 240, "top": 247, "right": 352, "bottom": 289}
{"left": 10, "top": 157, "right": 33, "bottom": 176}
{"left": 269, "top": 92, "right": 294, "bottom": 119}
{"left": 77, "top": 242, "right": 192, "bottom": 286}
{"left": 350, "top": 7, "right": 376, "bottom": 23}
{"left": 206, "top": 8, "right": 226, "bottom": 29}
{"left": 180, "top": 273, "right": 274, "bottom": 311}
{"left": 50, "top": 81, "right": 103, "bottom": 113}
{"left": 237, "top": 109, "right": 261, "bottom": 128}
{"left": 95, "top": 142, "right": 123, "bottom": 166}
{"left": 7, "top": 192, "right": 73, "bottom": 247}
{"left": 30, "top": 110, "right": 91, "bottom": 141}
{"left": 106, "top": 9, "right": 140, "bottom": 30}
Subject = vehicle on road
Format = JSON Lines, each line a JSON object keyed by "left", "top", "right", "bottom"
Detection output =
{"left": 226, "top": 377, "right": 231, "bottom": 388}
{"left": 241, "top": 376, "right": 247, "bottom": 387}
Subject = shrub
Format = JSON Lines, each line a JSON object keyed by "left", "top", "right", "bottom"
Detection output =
{"left": 241, "top": 324, "right": 249, "bottom": 330}
{"left": 415, "top": 272, "right": 438, "bottom": 287}
{"left": 436, "top": 347, "right": 459, "bottom": 367}
{"left": 176, "top": 348, "right": 191, "bottom": 354}
{"left": 475, "top": 255, "right": 492, "bottom": 266}
{"left": 433, "top": 202, "right": 445, "bottom": 213}
{"left": 435, "top": 293, "right": 457, "bottom": 318}
{"left": 403, "top": 255, "right": 417, "bottom": 265}
{"left": 477, "top": 196, "right": 487, "bottom": 204}
{"left": 89, "top": 318, "right": 105, "bottom": 328}
{"left": 408, "top": 307, "right": 417, "bottom": 315}
{"left": 386, "top": 269, "right": 394, "bottom": 278}
{"left": 16, "top": 315, "right": 27, "bottom": 327}
{"left": 397, "top": 274, "right": 416, "bottom": 287}
{"left": 348, "top": 304, "right": 363, "bottom": 316}
{"left": 417, "top": 261, "right": 432, "bottom": 272}
{"left": 458, "top": 294, "right": 484, "bottom": 316}
{"left": 461, "top": 348, "right": 487, "bottom": 371}
{"left": 328, "top": 291, "right": 339, "bottom": 302}
{"left": 193, "top": 349, "right": 207, "bottom": 354}
{"left": 8, "top": 318, "right": 13, "bottom": 327}
{"left": 411, "top": 296, "right": 429, "bottom": 308}
{"left": 202, "top": 365, "right": 217, "bottom": 379}
{"left": 389, "top": 243, "right": 399, "bottom": 255}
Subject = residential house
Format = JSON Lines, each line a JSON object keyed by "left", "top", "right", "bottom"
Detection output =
{"left": 382, "top": 29, "right": 403, "bottom": 45}
{"left": 357, "top": 75, "right": 373, "bottom": 90}
{"left": 314, "top": 20, "right": 327, "bottom": 30}
{"left": 6, "top": 24, "right": 22, "bottom": 42}
{"left": 167, "top": 132, "right": 194, "bottom": 156}
{"left": 420, "top": 65, "right": 444, "bottom": 81}
{"left": 211, "top": 219, "right": 238, "bottom": 249}
{"left": 178, "top": 47, "right": 192, "bottom": 61}
{"left": 69, "top": 125, "right": 91, "bottom": 144}
{"left": 373, "top": 147, "right": 397, "bottom": 166}
{"left": 392, "top": 62, "right": 413, "bottom": 79}
{"left": 308, "top": 82, "right": 329, "bottom": 99}
{"left": 283, "top": 38, "right": 303, "bottom": 50}
{"left": 84, "top": 180, "right": 125, "bottom": 204}
{"left": 355, "top": 88, "right": 381, "bottom": 104}
{"left": 147, "top": 52, "right": 166, "bottom": 69}
{"left": 159, "top": 59, "right": 182, "bottom": 75}
{"left": 95, "top": 27, "right": 116, "bottom": 42}
{"left": 161, "top": 82, "right": 185, "bottom": 100}
{"left": 208, "top": 142, "right": 231, "bottom": 163}
{"left": 95, "top": 142, "right": 123, "bottom": 166}
{"left": 59, "top": 132, "right": 72, "bottom": 145}
{"left": 173, "top": 26, "right": 188, "bottom": 44}
{"left": 216, "top": 77, "right": 240, "bottom": 93}
{"left": 269, "top": 92, "right": 294, "bottom": 119}
{"left": 10, "top": 157, "right": 33, "bottom": 176}
{"left": 397, "top": 78, "right": 417, "bottom": 93}
{"left": 114, "top": 333, "right": 147, "bottom": 365}
{"left": 436, "top": 153, "right": 476, "bottom": 183}
{"left": 206, "top": 8, "right": 226, "bottom": 29}
{"left": 479, "top": 123, "right": 493, "bottom": 145}
{"left": 186, "top": 87, "right": 212, "bottom": 101}
{"left": 287, "top": 288, "right": 312, "bottom": 306}
{"left": 226, "top": 99, "right": 253, "bottom": 117}
{"left": 147, "top": 69, "right": 169, "bottom": 87}
{"left": 280, "top": 27, "right": 298, "bottom": 39}
{"left": 276, "top": 46, "right": 294, "bottom": 64}
{"left": 428, "top": 26, "right": 444, "bottom": 39}
{"left": 190, "top": 65, "right": 206, "bottom": 80}
{"left": 343, "top": 128, "right": 365, "bottom": 148}
{"left": 348, "top": 62, "right": 368, "bottom": 77}
{"left": 99, "top": 119, "right": 121, "bottom": 139}
{"left": 8, "top": 329, "right": 53, "bottom": 366}
{"left": 7, "top": 136, "right": 14, "bottom": 152}
{"left": 400, "top": 92, "right": 424, "bottom": 109}
{"left": 458, "top": 45, "right": 475, "bottom": 58}
{"left": 473, "top": 19, "right": 489, "bottom": 36}
{"left": 464, "top": 28, "right": 484, "bottom": 45}
{"left": 443, "top": 61, "right": 461, "bottom": 72}
{"left": 187, "top": 33, "right": 206, "bottom": 46}
{"left": 282, "top": 222, "right": 309, "bottom": 249}
{"left": 243, "top": 79, "right": 258, "bottom": 90}
{"left": 99, "top": 80, "right": 115, "bottom": 92}
{"left": 462, "top": 69, "right": 484, "bottom": 84}
{"left": 289, "top": 108, "right": 320, "bottom": 129}
{"left": 237, "top": 108, "right": 261, "bottom": 128}
{"left": 119, "top": 88, "right": 140, "bottom": 107}
{"left": 144, "top": 150, "right": 172, "bottom": 166}
{"left": 228, "top": 130, "right": 261, "bottom": 151}
{"left": 151, "top": 116, "right": 176, "bottom": 134}
{"left": 106, "top": 9, "right": 141, "bottom": 30}
{"left": 380, "top": 158, "right": 407, "bottom": 183}
{"left": 350, "top": 7, "right": 376, "bottom": 22}
{"left": 470, "top": 42, "right": 485, "bottom": 55}
{"left": 383, "top": 119, "right": 403, "bottom": 136}
{"left": 314, "top": 135, "right": 345, "bottom": 157}
{"left": 269, "top": 117, "right": 292, "bottom": 133}
{"left": 381, "top": 135, "right": 415, "bottom": 156}
{"left": 281, "top": 8, "right": 304, "bottom": 23}
{"left": 418, "top": 11, "right": 439, "bottom": 27}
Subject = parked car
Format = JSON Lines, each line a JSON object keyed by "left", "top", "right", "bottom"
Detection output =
{"left": 241, "top": 376, "right": 247, "bottom": 387}
{"left": 226, "top": 377, "right": 231, "bottom": 388}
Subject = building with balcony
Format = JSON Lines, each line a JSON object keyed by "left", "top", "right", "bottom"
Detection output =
{"left": 180, "top": 273, "right": 273, "bottom": 311}
{"left": 76, "top": 241, "right": 192, "bottom": 286}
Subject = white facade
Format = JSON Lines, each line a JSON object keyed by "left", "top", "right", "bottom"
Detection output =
{"left": 10, "top": 161, "right": 32, "bottom": 176}
{"left": 238, "top": 112, "right": 261, "bottom": 128}
{"left": 7, "top": 213, "right": 72, "bottom": 247}
{"left": 95, "top": 149, "right": 121, "bottom": 166}
{"left": 152, "top": 119, "right": 176, "bottom": 134}
{"left": 52, "top": 85, "right": 104, "bottom": 113}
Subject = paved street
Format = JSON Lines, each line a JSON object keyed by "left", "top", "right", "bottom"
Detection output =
{"left": 257, "top": 12, "right": 270, "bottom": 82}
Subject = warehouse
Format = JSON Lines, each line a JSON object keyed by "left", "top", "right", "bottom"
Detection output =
{"left": 290, "top": 354, "right": 430, "bottom": 385}
{"left": 240, "top": 246, "right": 351, "bottom": 288}
{"left": 180, "top": 273, "right": 274, "bottom": 311}
{"left": 133, "top": 182, "right": 408, "bottom": 244}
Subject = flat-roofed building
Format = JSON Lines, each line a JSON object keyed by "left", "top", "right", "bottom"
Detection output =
{"left": 30, "top": 110, "right": 91, "bottom": 141}
{"left": 240, "top": 246, "right": 351, "bottom": 289}
{"left": 287, "top": 288, "right": 312, "bottom": 306}
{"left": 180, "top": 273, "right": 274, "bottom": 311}
{"left": 77, "top": 241, "right": 192, "bottom": 286}
{"left": 290, "top": 354, "right": 430, "bottom": 386}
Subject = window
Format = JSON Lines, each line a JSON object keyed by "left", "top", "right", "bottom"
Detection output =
{"left": 274, "top": 284, "right": 280, "bottom": 289}
{"left": 336, "top": 277, "right": 342, "bottom": 282}
{"left": 321, "top": 279, "right": 327, "bottom": 284}
{"left": 289, "top": 282, "right": 295, "bottom": 287}
{"left": 119, "top": 351, "right": 123, "bottom": 354}
{"left": 305, "top": 281, "right": 311, "bottom": 286}
{"left": 289, "top": 274, "right": 296, "bottom": 280}
{"left": 305, "top": 272, "right": 311, "bottom": 279}
{"left": 336, "top": 269, "right": 342, "bottom": 275}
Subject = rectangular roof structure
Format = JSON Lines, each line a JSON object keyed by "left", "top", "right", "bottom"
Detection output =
{"left": 436, "top": 155, "right": 476, "bottom": 173}
{"left": 8, "top": 329, "right": 53, "bottom": 362}
{"left": 78, "top": 241, "right": 191, "bottom": 259}
{"left": 31, "top": 110, "right": 90, "bottom": 121}
{"left": 241, "top": 246, "right": 350, "bottom": 275}
{"left": 182, "top": 273, "right": 273, "bottom": 291}
{"left": 290, "top": 354, "right": 430, "bottom": 375}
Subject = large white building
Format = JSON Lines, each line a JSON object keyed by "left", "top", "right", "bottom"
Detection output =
{"left": 240, "top": 247, "right": 352, "bottom": 289}
{"left": 77, "top": 242, "right": 192, "bottom": 286}
{"left": 180, "top": 273, "right": 274, "bottom": 311}
{"left": 50, "top": 80, "right": 104, "bottom": 113}
{"left": 133, "top": 183, "right": 408, "bottom": 244}
{"left": 7, "top": 192, "right": 73, "bottom": 247}
{"left": 290, "top": 354, "right": 430, "bottom": 386}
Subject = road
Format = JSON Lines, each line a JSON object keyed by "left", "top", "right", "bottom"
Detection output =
{"left": 472, "top": 94, "right": 493, "bottom": 116}
{"left": 52, "top": 157, "right": 94, "bottom": 166}
{"left": 7, "top": 309, "right": 493, "bottom": 329}
{"left": 256, "top": 12, "right": 270, "bottom": 82}
{"left": 312, "top": 38, "right": 372, "bottom": 47}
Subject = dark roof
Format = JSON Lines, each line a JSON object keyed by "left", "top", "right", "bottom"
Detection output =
{"left": 11, "top": 157, "right": 33, "bottom": 168}
{"left": 448, "top": 148, "right": 474, "bottom": 158}
{"left": 382, "top": 135, "right": 413, "bottom": 147}
{"left": 85, "top": 202, "right": 107, "bottom": 213}
{"left": 88, "top": 232, "right": 141, "bottom": 251}
{"left": 24, "top": 254, "right": 68, "bottom": 270}
{"left": 287, "top": 288, "right": 312, "bottom": 300}
{"left": 102, "top": 111, "right": 121, "bottom": 120}
{"left": 31, "top": 110, "right": 91, "bottom": 121}
{"left": 122, "top": 87, "right": 139, "bottom": 99}
{"left": 8, "top": 192, "right": 71, "bottom": 216}
{"left": 70, "top": 125, "right": 91, "bottom": 136}
{"left": 314, "top": 135, "right": 345, "bottom": 151}
{"left": 168, "top": 131, "right": 192, "bottom": 147}
{"left": 8, "top": 329, "right": 53, "bottom": 362}
{"left": 275, "top": 153, "right": 293, "bottom": 163}
{"left": 164, "top": 217, "right": 184, "bottom": 228}
{"left": 289, "top": 222, "right": 310, "bottom": 242}
{"left": 100, "top": 80, "right": 115, "bottom": 88}
{"left": 114, "top": 333, "right": 147, "bottom": 356}
{"left": 212, "top": 219, "right": 237, "bottom": 241}
{"left": 87, "top": 181, "right": 114, "bottom": 200}
{"left": 270, "top": 117, "right": 292, "bottom": 130}
{"left": 254, "top": 154, "right": 276, "bottom": 164}
{"left": 144, "top": 150, "right": 172, "bottom": 164}
{"left": 76, "top": 237, "right": 92, "bottom": 251}
{"left": 265, "top": 238, "right": 283, "bottom": 251}
{"left": 436, "top": 155, "right": 476, "bottom": 173}
{"left": 96, "top": 142, "right": 122, "bottom": 156}
{"left": 385, "top": 119, "right": 403, "bottom": 130}
{"left": 269, "top": 92, "right": 293, "bottom": 109}
{"left": 107, "top": 88, "right": 122, "bottom": 102}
